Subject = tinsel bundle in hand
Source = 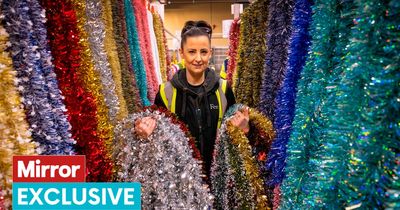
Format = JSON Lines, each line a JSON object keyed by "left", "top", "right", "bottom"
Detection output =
{"left": 113, "top": 109, "right": 213, "bottom": 210}
{"left": 211, "top": 104, "right": 275, "bottom": 210}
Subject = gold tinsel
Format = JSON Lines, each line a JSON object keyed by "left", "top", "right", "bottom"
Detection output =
{"left": 152, "top": 11, "right": 167, "bottom": 83}
{"left": 226, "top": 108, "right": 275, "bottom": 210}
{"left": 0, "top": 25, "right": 36, "bottom": 207}
{"left": 101, "top": 0, "right": 128, "bottom": 120}
{"left": 69, "top": 0, "right": 114, "bottom": 157}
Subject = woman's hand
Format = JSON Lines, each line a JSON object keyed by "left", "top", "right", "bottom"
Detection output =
{"left": 133, "top": 116, "right": 157, "bottom": 139}
{"left": 229, "top": 107, "right": 250, "bottom": 134}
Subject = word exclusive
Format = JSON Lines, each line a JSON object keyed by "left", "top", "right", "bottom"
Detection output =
{"left": 13, "top": 155, "right": 86, "bottom": 182}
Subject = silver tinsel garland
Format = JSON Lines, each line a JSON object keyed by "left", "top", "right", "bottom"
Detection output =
{"left": 113, "top": 109, "right": 213, "bottom": 209}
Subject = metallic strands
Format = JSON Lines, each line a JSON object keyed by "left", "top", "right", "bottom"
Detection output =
{"left": 85, "top": 0, "right": 120, "bottom": 123}
{"left": 113, "top": 109, "right": 213, "bottom": 209}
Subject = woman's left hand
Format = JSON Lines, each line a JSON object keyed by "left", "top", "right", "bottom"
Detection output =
{"left": 229, "top": 107, "right": 250, "bottom": 134}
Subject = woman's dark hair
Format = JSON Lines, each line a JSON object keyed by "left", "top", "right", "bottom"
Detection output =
{"left": 180, "top": 20, "right": 212, "bottom": 48}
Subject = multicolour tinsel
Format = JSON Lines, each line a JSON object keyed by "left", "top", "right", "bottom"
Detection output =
{"left": 2, "top": 0, "right": 75, "bottom": 155}
{"left": 259, "top": 0, "right": 295, "bottom": 120}
{"left": 113, "top": 109, "right": 213, "bottom": 209}
{"left": 123, "top": 0, "right": 150, "bottom": 106}
{"left": 101, "top": 0, "right": 129, "bottom": 120}
{"left": 233, "top": 0, "right": 269, "bottom": 108}
{"left": 152, "top": 12, "right": 167, "bottom": 83}
{"left": 211, "top": 104, "right": 275, "bottom": 209}
{"left": 0, "top": 21, "right": 36, "bottom": 209}
{"left": 112, "top": 0, "right": 143, "bottom": 112}
{"left": 226, "top": 18, "right": 240, "bottom": 86}
{"left": 85, "top": 0, "right": 120, "bottom": 123}
{"left": 280, "top": 0, "right": 356, "bottom": 208}
{"left": 132, "top": 0, "right": 159, "bottom": 103}
{"left": 264, "top": 0, "right": 313, "bottom": 204}
{"left": 41, "top": 0, "right": 113, "bottom": 181}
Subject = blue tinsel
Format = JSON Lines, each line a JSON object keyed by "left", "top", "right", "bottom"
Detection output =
{"left": 265, "top": 0, "right": 313, "bottom": 187}
{"left": 2, "top": 0, "right": 75, "bottom": 155}
{"left": 123, "top": 0, "right": 150, "bottom": 106}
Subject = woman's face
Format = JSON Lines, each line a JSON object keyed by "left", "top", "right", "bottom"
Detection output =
{"left": 180, "top": 35, "right": 212, "bottom": 77}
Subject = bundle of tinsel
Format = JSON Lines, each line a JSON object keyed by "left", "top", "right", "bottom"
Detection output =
{"left": 226, "top": 18, "right": 240, "bottom": 85}
{"left": 85, "top": 0, "right": 120, "bottom": 123}
{"left": 100, "top": 0, "right": 129, "bottom": 120}
{"left": 132, "top": 0, "right": 158, "bottom": 103}
{"left": 122, "top": 0, "right": 151, "bottom": 106}
{"left": 0, "top": 18, "right": 36, "bottom": 209}
{"left": 211, "top": 104, "right": 275, "bottom": 209}
{"left": 113, "top": 108, "right": 213, "bottom": 209}
{"left": 282, "top": 0, "right": 399, "bottom": 208}
{"left": 259, "top": 0, "right": 295, "bottom": 120}
{"left": 280, "top": 0, "right": 357, "bottom": 208}
{"left": 111, "top": 0, "right": 143, "bottom": 112}
{"left": 2, "top": 0, "right": 75, "bottom": 155}
{"left": 152, "top": 11, "right": 168, "bottom": 83}
{"left": 41, "top": 0, "right": 113, "bottom": 181}
{"left": 233, "top": 0, "right": 269, "bottom": 108}
{"left": 264, "top": 0, "right": 313, "bottom": 207}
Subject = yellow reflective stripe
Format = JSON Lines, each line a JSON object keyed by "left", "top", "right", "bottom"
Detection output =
{"left": 171, "top": 87, "right": 177, "bottom": 113}
{"left": 220, "top": 64, "right": 226, "bottom": 79}
{"left": 221, "top": 79, "right": 227, "bottom": 94}
{"left": 216, "top": 89, "right": 223, "bottom": 128}
{"left": 160, "top": 83, "right": 168, "bottom": 108}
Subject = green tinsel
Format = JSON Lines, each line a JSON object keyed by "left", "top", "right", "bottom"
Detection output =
{"left": 280, "top": 0, "right": 356, "bottom": 208}
{"left": 233, "top": 0, "right": 269, "bottom": 108}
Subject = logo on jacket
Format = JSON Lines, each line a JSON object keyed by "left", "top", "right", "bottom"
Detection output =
{"left": 210, "top": 104, "right": 219, "bottom": 110}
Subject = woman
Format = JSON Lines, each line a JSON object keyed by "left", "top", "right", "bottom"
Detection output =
{"left": 135, "top": 20, "right": 249, "bottom": 176}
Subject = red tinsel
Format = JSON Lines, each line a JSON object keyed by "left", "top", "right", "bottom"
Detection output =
{"left": 40, "top": 0, "right": 113, "bottom": 181}
{"left": 226, "top": 18, "right": 241, "bottom": 85}
{"left": 132, "top": 0, "right": 158, "bottom": 102}
{"left": 273, "top": 185, "right": 281, "bottom": 210}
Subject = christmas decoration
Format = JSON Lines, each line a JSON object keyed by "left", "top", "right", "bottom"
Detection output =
{"left": 226, "top": 18, "right": 240, "bottom": 86}
{"left": 152, "top": 12, "right": 168, "bottom": 83}
{"left": 233, "top": 0, "right": 269, "bottom": 108}
{"left": 113, "top": 109, "right": 213, "bottom": 209}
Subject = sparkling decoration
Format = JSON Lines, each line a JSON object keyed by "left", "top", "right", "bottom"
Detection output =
{"left": 226, "top": 18, "right": 240, "bottom": 86}
{"left": 113, "top": 109, "right": 213, "bottom": 209}
{"left": 233, "top": 0, "right": 269, "bottom": 108}
{"left": 211, "top": 104, "right": 275, "bottom": 209}
{"left": 264, "top": 0, "right": 313, "bottom": 205}
{"left": 85, "top": 0, "right": 120, "bottom": 123}
{"left": 2, "top": 0, "right": 75, "bottom": 155}
{"left": 0, "top": 21, "right": 36, "bottom": 210}
{"left": 152, "top": 11, "right": 168, "bottom": 83}
{"left": 111, "top": 0, "right": 143, "bottom": 112}
{"left": 280, "top": 0, "right": 356, "bottom": 208}
{"left": 122, "top": 0, "right": 151, "bottom": 106}
{"left": 132, "top": 0, "right": 159, "bottom": 103}
{"left": 259, "top": 0, "right": 295, "bottom": 120}
{"left": 41, "top": 0, "right": 113, "bottom": 181}
{"left": 100, "top": 0, "right": 129, "bottom": 120}
{"left": 147, "top": 9, "right": 162, "bottom": 85}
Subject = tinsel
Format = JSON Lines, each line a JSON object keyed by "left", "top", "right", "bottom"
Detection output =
{"left": 123, "top": 0, "right": 151, "bottom": 106}
{"left": 112, "top": 0, "right": 143, "bottom": 112}
{"left": 0, "top": 22, "right": 36, "bottom": 209}
{"left": 41, "top": 0, "right": 113, "bottom": 181}
{"left": 152, "top": 12, "right": 167, "bottom": 83}
{"left": 259, "top": 0, "right": 295, "bottom": 120}
{"left": 233, "top": 0, "right": 269, "bottom": 108}
{"left": 100, "top": 0, "right": 128, "bottom": 120}
{"left": 211, "top": 104, "right": 275, "bottom": 209}
{"left": 226, "top": 18, "right": 240, "bottom": 86}
{"left": 2, "top": 0, "right": 75, "bottom": 155}
{"left": 147, "top": 9, "right": 162, "bottom": 85}
{"left": 305, "top": 0, "right": 399, "bottom": 208}
{"left": 85, "top": 0, "right": 120, "bottom": 123}
{"left": 280, "top": 0, "right": 356, "bottom": 208}
{"left": 264, "top": 0, "right": 313, "bottom": 202}
{"left": 132, "top": 0, "right": 158, "bottom": 103}
{"left": 161, "top": 16, "right": 172, "bottom": 81}
{"left": 113, "top": 109, "right": 213, "bottom": 209}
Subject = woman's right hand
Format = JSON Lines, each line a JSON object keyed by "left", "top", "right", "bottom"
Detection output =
{"left": 133, "top": 116, "right": 157, "bottom": 139}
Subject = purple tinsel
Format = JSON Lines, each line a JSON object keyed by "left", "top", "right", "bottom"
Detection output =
{"left": 258, "top": 0, "right": 295, "bottom": 120}
{"left": 264, "top": 0, "right": 313, "bottom": 187}
{"left": 2, "top": 0, "right": 75, "bottom": 155}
